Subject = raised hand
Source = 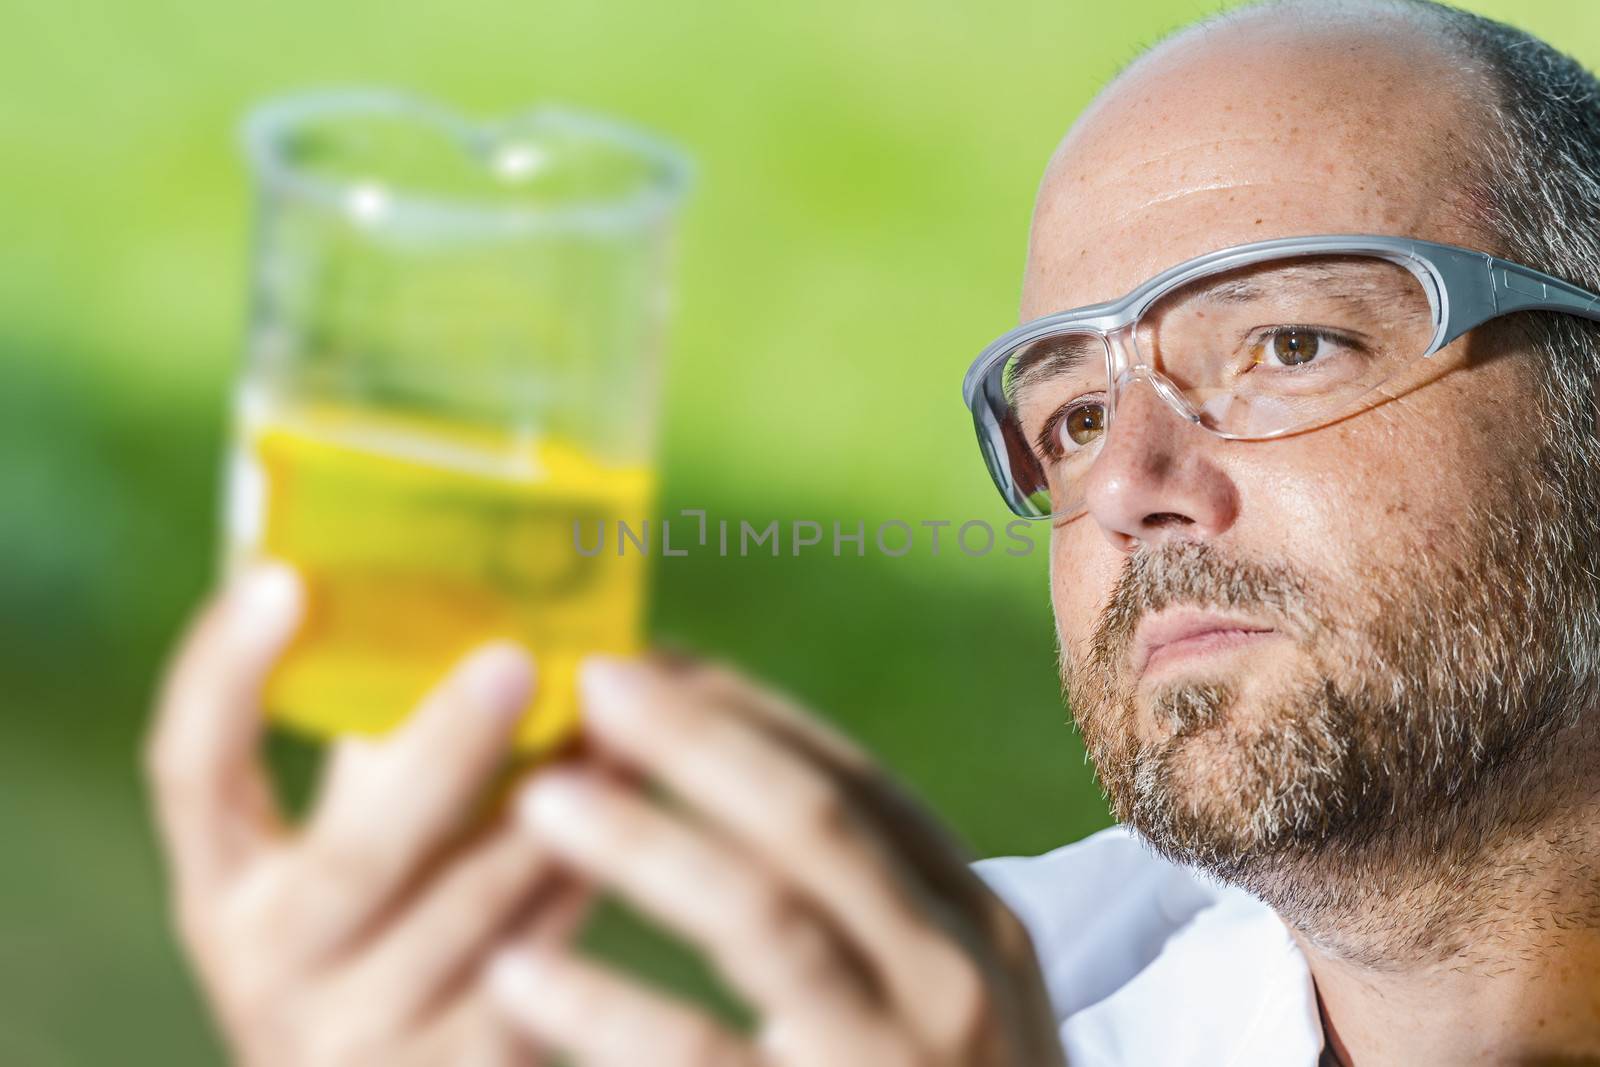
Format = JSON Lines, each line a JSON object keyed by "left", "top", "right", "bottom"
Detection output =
{"left": 486, "top": 656, "right": 1066, "bottom": 1067}
{"left": 144, "top": 563, "right": 584, "bottom": 1066}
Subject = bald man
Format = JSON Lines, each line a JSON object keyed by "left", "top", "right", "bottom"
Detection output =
{"left": 147, "top": 0, "right": 1600, "bottom": 1063}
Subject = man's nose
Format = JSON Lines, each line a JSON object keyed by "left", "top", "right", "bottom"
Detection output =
{"left": 1079, "top": 376, "right": 1239, "bottom": 553}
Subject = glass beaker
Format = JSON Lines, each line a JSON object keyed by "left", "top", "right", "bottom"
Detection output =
{"left": 223, "top": 89, "right": 690, "bottom": 753}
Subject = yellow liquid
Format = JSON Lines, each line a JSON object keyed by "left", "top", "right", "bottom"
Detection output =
{"left": 235, "top": 405, "right": 654, "bottom": 753}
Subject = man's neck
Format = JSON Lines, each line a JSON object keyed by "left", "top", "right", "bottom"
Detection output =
{"left": 1292, "top": 859, "right": 1600, "bottom": 1065}
{"left": 1263, "top": 735, "right": 1600, "bottom": 1065}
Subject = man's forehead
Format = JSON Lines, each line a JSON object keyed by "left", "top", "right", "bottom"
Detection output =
{"left": 1023, "top": 156, "right": 1427, "bottom": 317}
{"left": 1020, "top": 11, "right": 1485, "bottom": 320}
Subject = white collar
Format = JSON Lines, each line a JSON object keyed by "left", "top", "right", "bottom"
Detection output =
{"left": 974, "top": 826, "right": 1326, "bottom": 1066}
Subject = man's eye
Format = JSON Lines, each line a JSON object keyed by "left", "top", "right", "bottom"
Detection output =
{"left": 1037, "top": 398, "right": 1107, "bottom": 458}
{"left": 1252, "top": 326, "right": 1351, "bottom": 367}
{"left": 1064, "top": 402, "right": 1107, "bottom": 445}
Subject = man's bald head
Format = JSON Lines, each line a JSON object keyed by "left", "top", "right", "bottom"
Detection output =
{"left": 1028, "top": 0, "right": 1493, "bottom": 314}
{"left": 1029, "top": 0, "right": 1600, "bottom": 416}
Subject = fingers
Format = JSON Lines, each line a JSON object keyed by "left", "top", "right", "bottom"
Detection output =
{"left": 145, "top": 561, "right": 303, "bottom": 903}
{"left": 488, "top": 945, "right": 758, "bottom": 1067}
{"left": 327, "top": 818, "right": 559, "bottom": 1025}
{"left": 458, "top": 997, "right": 572, "bottom": 1067}
{"left": 283, "top": 640, "right": 537, "bottom": 965}
{"left": 443, "top": 874, "right": 595, "bottom": 1067}
{"left": 650, "top": 657, "right": 995, "bottom": 920}
{"left": 515, "top": 770, "right": 922, "bottom": 1066}
{"left": 502, "top": 873, "right": 594, "bottom": 954}
{"left": 518, "top": 770, "right": 875, "bottom": 1017}
{"left": 643, "top": 652, "right": 873, "bottom": 772}
{"left": 435, "top": 998, "right": 543, "bottom": 1067}
{"left": 572, "top": 659, "right": 985, "bottom": 1053}
{"left": 653, "top": 655, "right": 984, "bottom": 898}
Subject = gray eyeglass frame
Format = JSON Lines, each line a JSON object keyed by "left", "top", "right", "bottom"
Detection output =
{"left": 963, "top": 232, "right": 1600, "bottom": 519}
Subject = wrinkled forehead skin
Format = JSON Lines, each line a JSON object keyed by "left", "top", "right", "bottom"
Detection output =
{"left": 1020, "top": 3, "right": 1500, "bottom": 323}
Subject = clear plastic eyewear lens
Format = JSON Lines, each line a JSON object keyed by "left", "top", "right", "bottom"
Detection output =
{"left": 1138, "top": 254, "right": 1436, "bottom": 437}
{"left": 987, "top": 330, "right": 1109, "bottom": 519}
{"left": 982, "top": 253, "right": 1436, "bottom": 519}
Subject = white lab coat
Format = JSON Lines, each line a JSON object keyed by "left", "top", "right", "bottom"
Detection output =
{"left": 973, "top": 826, "right": 1326, "bottom": 1065}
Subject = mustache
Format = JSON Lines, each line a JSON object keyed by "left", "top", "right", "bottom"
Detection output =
{"left": 1087, "top": 541, "right": 1314, "bottom": 673}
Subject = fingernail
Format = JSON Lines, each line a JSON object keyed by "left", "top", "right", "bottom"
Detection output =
{"left": 578, "top": 656, "right": 650, "bottom": 725}
{"left": 459, "top": 641, "right": 536, "bottom": 716}
{"left": 232, "top": 561, "right": 302, "bottom": 644}
{"left": 517, "top": 770, "right": 595, "bottom": 834}
{"left": 487, "top": 946, "right": 557, "bottom": 1005}
{"left": 759, "top": 1020, "right": 796, "bottom": 1057}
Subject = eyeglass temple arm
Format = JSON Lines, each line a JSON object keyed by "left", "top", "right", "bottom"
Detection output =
{"left": 1488, "top": 258, "right": 1600, "bottom": 319}
{"left": 1435, "top": 253, "right": 1600, "bottom": 348}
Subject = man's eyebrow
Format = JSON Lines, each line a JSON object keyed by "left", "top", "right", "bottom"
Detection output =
{"left": 1003, "top": 263, "right": 1398, "bottom": 399}
{"left": 1199, "top": 263, "right": 1388, "bottom": 305}
{"left": 1006, "top": 333, "right": 1104, "bottom": 399}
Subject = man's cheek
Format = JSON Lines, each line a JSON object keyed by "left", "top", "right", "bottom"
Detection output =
{"left": 1050, "top": 538, "right": 1115, "bottom": 644}
{"left": 1051, "top": 582, "right": 1101, "bottom": 665}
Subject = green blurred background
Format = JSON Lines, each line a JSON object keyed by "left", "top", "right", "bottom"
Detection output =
{"left": 3, "top": 0, "right": 1595, "bottom": 1061}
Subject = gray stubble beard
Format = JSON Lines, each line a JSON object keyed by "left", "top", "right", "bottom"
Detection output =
{"left": 1062, "top": 437, "right": 1600, "bottom": 967}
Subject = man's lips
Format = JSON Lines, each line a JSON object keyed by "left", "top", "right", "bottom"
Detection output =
{"left": 1131, "top": 609, "right": 1280, "bottom": 679}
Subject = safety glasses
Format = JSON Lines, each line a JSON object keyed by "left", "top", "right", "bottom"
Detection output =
{"left": 963, "top": 234, "right": 1600, "bottom": 520}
